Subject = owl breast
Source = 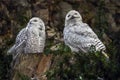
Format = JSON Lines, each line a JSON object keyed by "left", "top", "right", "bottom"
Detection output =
{"left": 24, "top": 27, "right": 45, "bottom": 54}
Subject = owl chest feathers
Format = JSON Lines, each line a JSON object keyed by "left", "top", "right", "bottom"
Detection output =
{"left": 24, "top": 27, "right": 45, "bottom": 53}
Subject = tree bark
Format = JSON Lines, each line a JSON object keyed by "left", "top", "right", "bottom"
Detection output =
{"left": 12, "top": 54, "right": 52, "bottom": 80}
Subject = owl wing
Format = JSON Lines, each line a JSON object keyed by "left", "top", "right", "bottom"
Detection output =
{"left": 75, "top": 23, "right": 108, "bottom": 59}
{"left": 14, "top": 28, "right": 27, "bottom": 54}
{"left": 74, "top": 23, "right": 98, "bottom": 39}
{"left": 7, "top": 28, "right": 27, "bottom": 60}
{"left": 15, "top": 28, "right": 27, "bottom": 46}
{"left": 73, "top": 23, "right": 106, "bottom": 52}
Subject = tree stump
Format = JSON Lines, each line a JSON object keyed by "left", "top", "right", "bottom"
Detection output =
{"left": 12, "top": 54, "right": 52, "bottom": 80}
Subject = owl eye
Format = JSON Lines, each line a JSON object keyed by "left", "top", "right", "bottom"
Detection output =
{"left": 68, "top": 14, "right": 70, "bottom": 17}
{"left": 74, "top": 13, "right": 77, "bottom": 15}
{"left": 33, "top": 19, "right": 38, "bottom": 22}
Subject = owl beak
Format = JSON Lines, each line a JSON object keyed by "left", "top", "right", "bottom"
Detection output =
{"left": 70, "top": 16, "right": 75, "bottom": 19}
{"left": 29, "top": 22, "right": 33, "bottom": 24}
{"left": 70, "top": 15, "right": 79, "bottom": 20}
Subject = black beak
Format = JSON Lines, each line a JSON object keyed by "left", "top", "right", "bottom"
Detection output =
{"left": 29, "top": 22, "right": 32, "bottom": 24}
{"left": 70, "top": 16, "right": 75, "bottom": 19}
{"left": 70, "top": 15, "right": 80, "bottom": 20}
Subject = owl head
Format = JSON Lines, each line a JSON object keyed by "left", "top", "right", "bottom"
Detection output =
{"left": 27, "top": 17, "right": 45, "bottom": 30}
{"left": 65, "top": 10, "right": 82, "bottom": 26}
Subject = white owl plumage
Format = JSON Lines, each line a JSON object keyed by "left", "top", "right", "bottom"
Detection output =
{"left": 8, "top": 17, "right": 46, "bottom": 58}
{"left": 63, "top": 10, "right": 109, "bottom": 59}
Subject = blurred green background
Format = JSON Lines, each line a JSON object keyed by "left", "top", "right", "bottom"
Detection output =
{"left": 0, "top": 0, "right": 120, "bottom": 80}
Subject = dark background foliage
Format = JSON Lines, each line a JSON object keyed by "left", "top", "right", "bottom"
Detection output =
{"left": 0, "top": 0, "right": 120, "bottom": 80}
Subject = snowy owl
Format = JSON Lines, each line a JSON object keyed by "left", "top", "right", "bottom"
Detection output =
{"left": 8, "top": 17, "right": 46, "bottom": 59}
{"left": 63, "top": 10, "right": 109, "bottom": 59}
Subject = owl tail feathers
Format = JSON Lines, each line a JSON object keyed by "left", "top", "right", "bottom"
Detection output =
{"left": 7, "top": 45, "right": 16, "bottom": 55}
{"left": 102, "top": 51, "right": 109, "bottom": 61}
